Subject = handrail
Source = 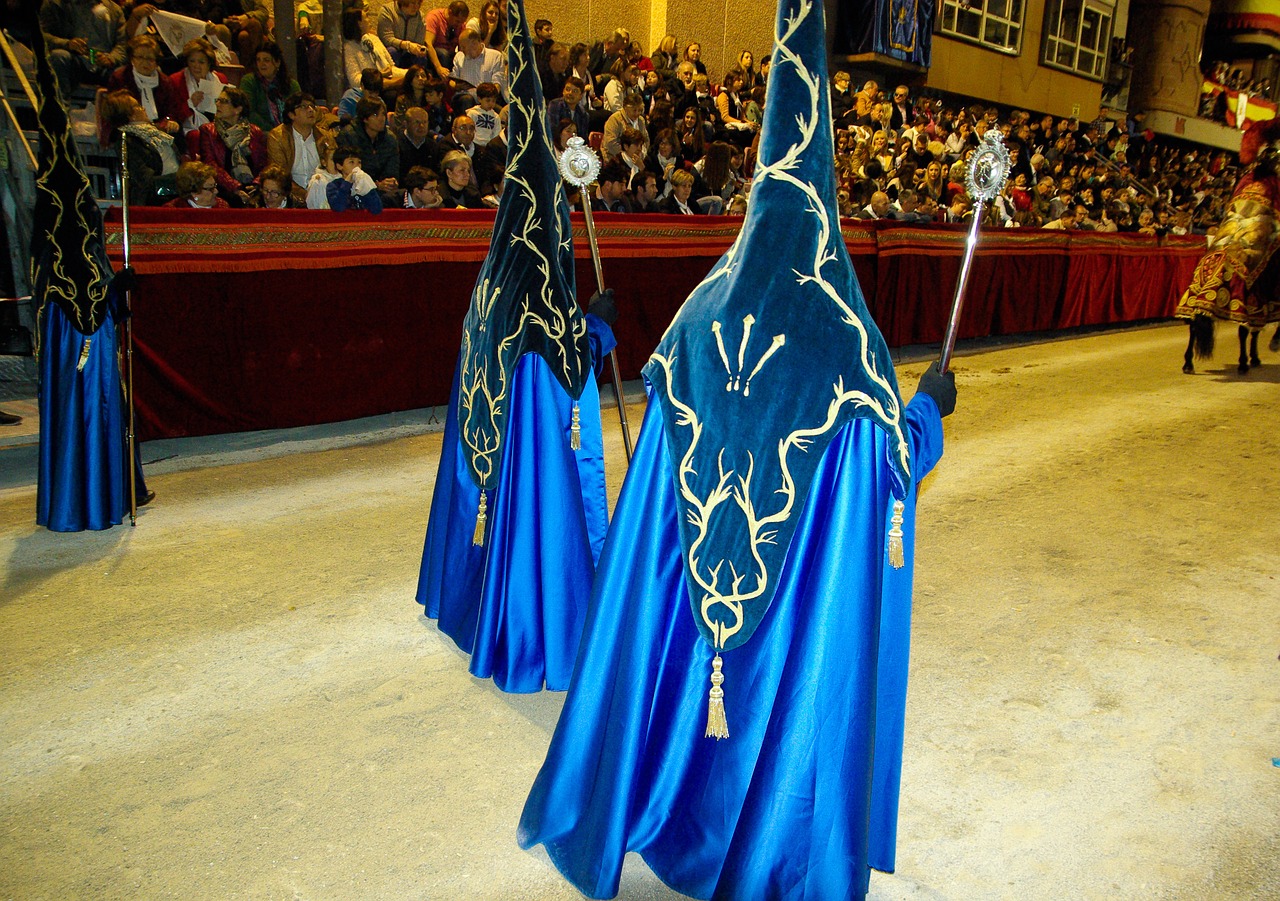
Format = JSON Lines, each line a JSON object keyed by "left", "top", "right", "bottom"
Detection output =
{"left": 0, "top": 31, "right": 38, "bottom": 170}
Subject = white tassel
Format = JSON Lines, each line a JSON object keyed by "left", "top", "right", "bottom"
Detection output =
{"left": 705, "top": 653, "right": 729, "bottom": 740}
{"left": 570, "top": 402, "right": 581, "bottom": 451}
{"left": 887, "top": 499, "right": 905, "bottom": 569}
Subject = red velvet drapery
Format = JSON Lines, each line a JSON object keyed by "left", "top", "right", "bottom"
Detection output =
{"left": 104, "top": 209, "right": 1203, "bottom": 440}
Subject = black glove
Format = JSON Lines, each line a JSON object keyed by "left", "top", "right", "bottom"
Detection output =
{"left": 916, "top": 362, "right": 956, "bottom": 417}
{"left": 112, "top": 265, "right": 137, "bottom": 293}
{"left": 587, "top": 288, "right": 618, "bottom": 326}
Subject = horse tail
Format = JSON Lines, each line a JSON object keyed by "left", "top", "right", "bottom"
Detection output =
{"left": 1191, "top": 314, "right": 1216, "bottom": 360}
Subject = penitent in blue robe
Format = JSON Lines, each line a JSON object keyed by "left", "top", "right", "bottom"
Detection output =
{"left": 416, "top": 328, "right": 612, "bottom": 693}
{"left": 518, "top": 388, "right": 943, "bottom": 899}
{"left": 37, "top": 299, "right": 148, "bottom": 532}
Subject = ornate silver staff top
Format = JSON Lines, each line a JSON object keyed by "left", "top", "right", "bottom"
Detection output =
{"left": 939, "top": 131, "right": 1011, "bottom": 373}
{"left": 965, "top": 130, "right": 1012, "bottom": 204}
{"left": 557, "top": 136, "right": 600, "bottom": 188}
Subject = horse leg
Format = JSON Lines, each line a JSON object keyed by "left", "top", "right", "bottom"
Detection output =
{"left": 1250, "top": 328, "right": 1261, "bottom": 367}
{"left": 1183, "top": 323, "right": 1196, "bottom": 374}
{"left": 1238, "top": 325, "right": 1250, "bottom": 374}
{"left": 1271, "top": 323, "right": 1280, "bottom": 353}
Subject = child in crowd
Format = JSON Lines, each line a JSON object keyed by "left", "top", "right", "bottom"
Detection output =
{"left": 467, "top": 82, "right": 503, "bottom": 147}
{"left": 325, "top": 148, "right": 384, "bottom": 213}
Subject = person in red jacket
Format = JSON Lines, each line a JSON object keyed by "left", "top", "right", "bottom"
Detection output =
{"left": 189, "top": 85, "right": 267, "bottom": 206}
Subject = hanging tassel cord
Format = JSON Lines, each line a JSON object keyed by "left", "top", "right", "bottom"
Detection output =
{"left": 705, "top": 653, "right": 729, "bottom": 740}
{"left": 472, "top": 490, "right": 488, "bottom": 546}
{"left": 570, "top": 402, "right": 581, "bottom": 450}
{"left": 887, "top": 499, "right": 905, "bottom": 569}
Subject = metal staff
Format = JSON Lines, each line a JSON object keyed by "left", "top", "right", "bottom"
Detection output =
{"left": 558, "top": 137, "right": 634, "bottom": 461}
{"left": 939, "top": 131, "right": 1011, "bottom": 373}
{"left": 121, "top": 136, "right": 138, "bottom": 525}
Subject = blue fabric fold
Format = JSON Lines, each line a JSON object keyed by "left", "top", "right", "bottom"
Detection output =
{"left": 37, "top": 301, "right": 147, "bottom": 532}
{"left": 416, "top": 350, "right": 608, "bottom": 692}
{"left": 518, "top": 389, "right": 942, "bottom": 900}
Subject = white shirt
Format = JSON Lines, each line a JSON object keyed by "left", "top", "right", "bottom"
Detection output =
{"left": 291, "top": 127, "right": 319, "bottom": 189}
{"left": 451, "top": 47, "right": 507, "bottom": 96}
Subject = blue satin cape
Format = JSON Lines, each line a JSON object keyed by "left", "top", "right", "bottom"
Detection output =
{"left": 37, "top": 300, "right": 147, "bottom": 532}
{"left": 518, "top": 389, "right": 943, "bottom": 900}
{"left": 416, "top": 350, "right": 609, "bottom": 693}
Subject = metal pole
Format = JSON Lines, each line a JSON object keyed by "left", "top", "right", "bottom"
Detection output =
{"left": 938, "top": 201, "right": 984, "bottom": 374}
{"left": 579, "top": 202, "right": 634, "bottom": 461}
{"left": 121, "top": 137, "right": 138, "bottom": 526}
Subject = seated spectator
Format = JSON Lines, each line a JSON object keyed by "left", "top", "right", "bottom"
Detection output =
{"left": 694, "top": 141, "right": 742, "bottom": 212}
{"left": 858, "top": 190, "right": 891, "bottom": 219}
{"left": 267, "top": 92, "right": 335, "bottom": 206}
{"left": 469, "top": 0, "right": 507, "bottom": 52}
{"left": 338, "top": 68, "right": 385, "bottom": 123}
{"left": 615, "top": 127, "right": 648, "bottom": 184}
{"left": 306, "top": 142, "right": 341, "bottom": 209}
{"left": 337, "top": 97, "right": 401, "bottom": 202}
{"left": 650, "top": 34, "right": 679, "bottom": 84}
{"left": 670, "top": 62, "right": 697, "bottom": 115}
{"left": 690, "top": 73, "right": 719, "bottom": 130}
{"left": 422, "top": 78, "right": 452, "bottom": 137}
{"left": 896, "top": 189, "right": 935, "bottom": 224}
{"left": 166, "top": 160, "right": 226, "bottom": 208}
{"left": 424, "top": 0, "right": 470, "bottom": 79}
{"left": 744, "top": 85, "right": 765, "bottom": 129}
{"left": 629, "top": 169, "right": 659, "bottom": 212}
{"left": 660, "top": 168, "right": 700, "bottom": 214}
{"left": 539, "top": 42, "right": 571, "bottom": 102}
{"left": 343, "top": 5, "right": 406, "bottom": 95}
{"left": 466, "top": 82, "right": 503, "bottom": 147}
{"left": 379, "top": 0, "right": 431, "bottom": 68}
{"left": 682, "top": 41, "right": 706, "bottom": 77}
{"left": 257, "top": 165, "right": 292, "bottom": 208}
{"left": 675, "top": 106, "right": 710, "bottom": 167}
{"left": 533, "top": 18, "right": 555, "bottom": 68}
{"left": 101, "top": 88, "right": 179, "bottom": 205}
{"left": 715, "top": 70, "right": 755, "bottom": 143}
{"left": 438, "top": 150, "right": 486, "bottom": 208}
{"left": 625, "top": 40, "right": 651, "bottom": 74}
{"left": 451, "top": 27, "right": 506, "bottom": 108}
{"left": 646, "top": 128, "right": 679, "bottom": 198}
{"left": 1042, "top": 205, "right": 1079, "bottom": 230}
{"left": 191, "top": 85, "right": 267, "bottom": 206}
{"left": 943, "top": 191, "right": 972, "bottom": 223}
{"left": 395, "top": 65, "right": 432, "bottom": 132}
{"left": 402, "top": 165, "right": 444, "bottom": 208}
{"left": 107, "top": 35, "right": 178, "bottom": 135}
{"left": 552, "top": 117, "right": 578, "bottom": 156}
{"left": 547, "top": 78, "right": 589, "bottom": 143}
{"left": 239, "top": 41, "right": 301, "bottom": 131}
{"left": 601, "top": 91, "right": 648, "bottom": 160}
{"left": 591, "top": 160, "right": 630, "bottom": 213}
{"left": 327, "top": 147, "right": 384, "bottom": 213}
{"left": 590, "top": 28, "right": 631, "bottom": 85}
{"left": 603, "top": 63, "right": 641, "bottom": 113}
{"left": 438, "top": 113, "right": 500, "bottom": 194}
{"left": 830, "top": 70, "right": 854, "bottom": 124}
{"left": 398, "top": 106, "right": 441, "bottom": 180}
{"left": 40, "top": 0, "right": 127, "bottom": 97}
{"left": 166, "top": 37, "right": 228, "bottom": 136}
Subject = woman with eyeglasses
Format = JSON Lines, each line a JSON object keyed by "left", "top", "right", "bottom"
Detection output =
{"left": 257, "top": 166, "right": 294, "bottom": 208}
{"left": 107, "top": 35, "right": 179, "bottom": 135}
{"left": 166, "top": 161, "right": 227, "bottom": 208}
{"left": 166, "top": 37, "right": 229, "bottom": 136}
{"left": 193, "top": 85, "right": 268, "bottom": 206}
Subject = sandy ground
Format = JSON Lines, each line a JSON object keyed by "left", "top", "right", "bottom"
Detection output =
{"left": 0, "top": 321, "right": 1277, "bottom": 901}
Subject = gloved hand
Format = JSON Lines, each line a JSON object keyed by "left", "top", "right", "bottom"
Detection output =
{"left": 587, "top": 288, "right": 618, "bottom": 325}
{"left": 112, "top": 265, "right": 137, "bottom": 293}
{"left": 916, "top": 362, "right": 956, "bottom": 417}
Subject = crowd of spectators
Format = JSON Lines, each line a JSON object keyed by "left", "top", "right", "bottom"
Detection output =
{"left": 38, "top": 0, "right": 1247, "bottom": 228}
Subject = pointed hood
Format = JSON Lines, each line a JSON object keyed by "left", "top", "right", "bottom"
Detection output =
{"left": 642, "top": 0, "right": 911, "bottom": 655}
{"left": 455, "top": 0, "right": 591, "bottom": 491}
{"left": 29, "top": 5, "right": 115, "bottom": 337}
